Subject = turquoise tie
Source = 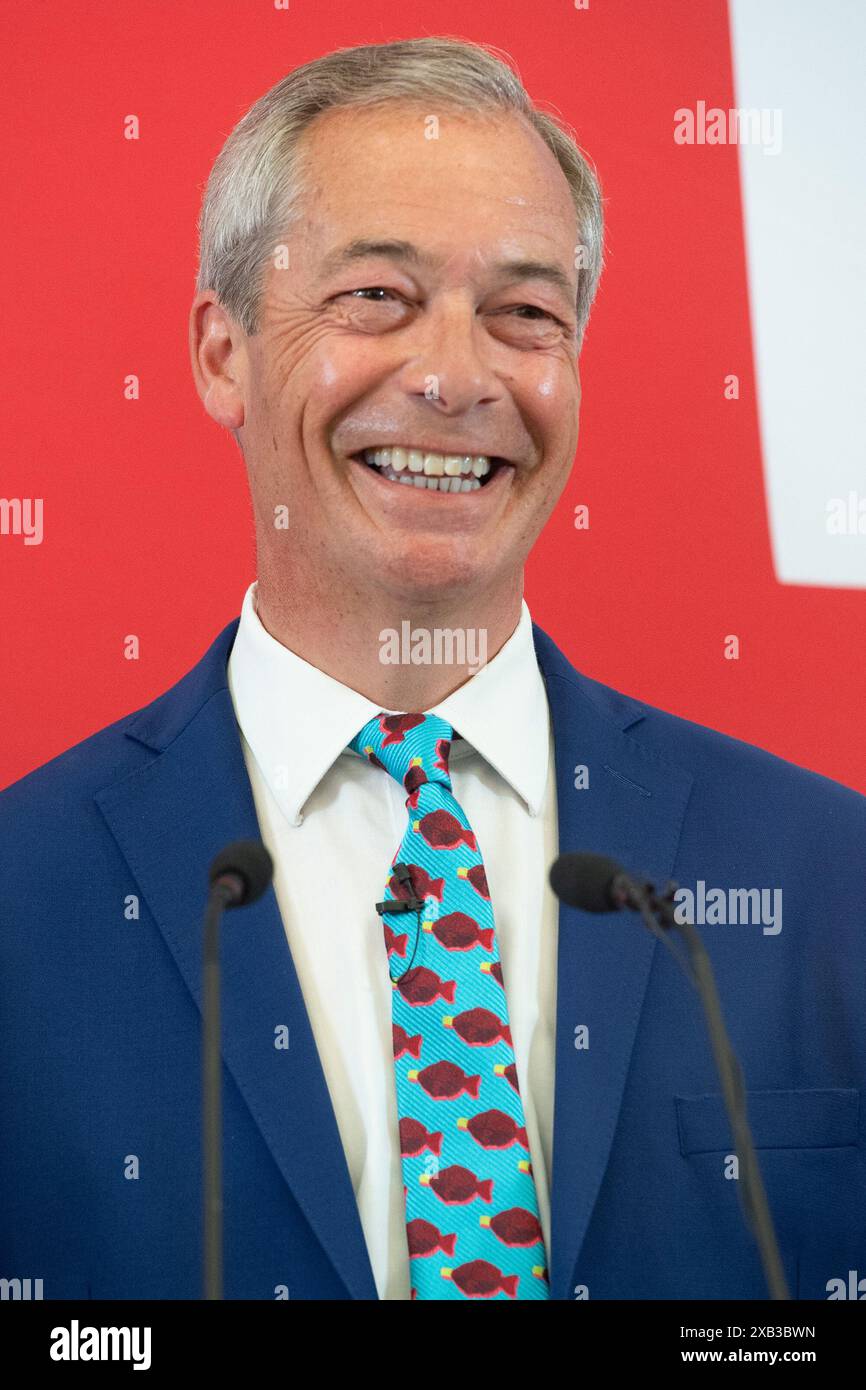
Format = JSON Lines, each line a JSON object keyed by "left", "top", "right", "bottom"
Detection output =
{"left": 349, "top": 711, "right": 549, "bottom": 1300}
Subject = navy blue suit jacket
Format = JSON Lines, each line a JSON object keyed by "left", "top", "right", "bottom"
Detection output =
{"left": 1, "top": 619, "right": 864, "bottom": 1299}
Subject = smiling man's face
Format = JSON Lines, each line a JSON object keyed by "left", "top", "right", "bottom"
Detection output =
{"left": 205, "top": 102, "right": 582, "bottom": 609}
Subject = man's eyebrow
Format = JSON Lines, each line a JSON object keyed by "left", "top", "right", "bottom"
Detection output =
{"left": 492, "top": 258, "right": 576, "bottom": 305}
{"left": 316, "top": 239, "right": 576, "bottom": 304}
{"left": 316, "top": 239, "right": 425, "bottom": 278}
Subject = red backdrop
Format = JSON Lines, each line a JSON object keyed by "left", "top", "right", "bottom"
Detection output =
{"left": 2, "top": 0, "right": 863, "bottom": 792}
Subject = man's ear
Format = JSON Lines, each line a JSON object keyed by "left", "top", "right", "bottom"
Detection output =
{"left": 188, "top": 292, "right": 246, "bottom": 430}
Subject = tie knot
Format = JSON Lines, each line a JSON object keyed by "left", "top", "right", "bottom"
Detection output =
{"left": 349, "top": 712, "right": 454, "bottom": 796}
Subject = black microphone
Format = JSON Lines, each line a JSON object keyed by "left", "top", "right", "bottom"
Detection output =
{"left": 549, "top": 851, "right": 647, "bottom": 914}
{"left": 209, "top": 838, "right": 274, "bottom": 907}
{"left": 203, "top": 839, "right": 274, "bottom": 1300}
{"left": 549, "top": 849, "right": 790, "bottom": 1302}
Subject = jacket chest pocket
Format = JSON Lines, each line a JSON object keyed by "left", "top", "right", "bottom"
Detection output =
{"left": 676, "top": 1087, "right": 860, "bottom": 1155}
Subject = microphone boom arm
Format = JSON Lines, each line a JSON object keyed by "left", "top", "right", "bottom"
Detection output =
{"left": 637, "top": 879, "right": 790, "bottom": 1301}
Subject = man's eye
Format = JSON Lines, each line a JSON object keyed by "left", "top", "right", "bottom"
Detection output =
{"left": 346, "top": 287, "right": 399, "bottom": 301}
{"left": 509, "top": 304, "right": 560, "bottom": 323}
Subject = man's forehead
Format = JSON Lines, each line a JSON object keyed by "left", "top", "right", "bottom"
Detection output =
{"left": 299, "top": 102, "right": 574, "bottom": 212}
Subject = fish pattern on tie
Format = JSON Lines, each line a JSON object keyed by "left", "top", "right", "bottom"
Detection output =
{"left": 349, "top": 711, "right": 549, "bottom": 1300}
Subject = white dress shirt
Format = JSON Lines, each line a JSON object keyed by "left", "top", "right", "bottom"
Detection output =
{"left": 227, "top": 582, "right": 559, "bottom": 1299}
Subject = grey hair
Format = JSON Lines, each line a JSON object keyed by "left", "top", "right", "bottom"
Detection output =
{"left": 195, "top": 36, "right": 604, "bottom": 348}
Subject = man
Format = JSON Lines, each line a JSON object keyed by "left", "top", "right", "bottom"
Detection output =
{"left": 1, "top": 37, "right": 864, "bottom": 1301}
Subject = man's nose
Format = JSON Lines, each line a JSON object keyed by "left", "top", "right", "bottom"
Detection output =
{"left": 398, "top": 295, "right": 505, "bottom": 414}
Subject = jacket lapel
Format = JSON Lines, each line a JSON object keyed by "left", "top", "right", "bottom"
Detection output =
{"left": 532, "top": 626, "right": 693, "bottom": 1299}
{"left": 94, "top": 621, "right": 378, "bottom": 1301}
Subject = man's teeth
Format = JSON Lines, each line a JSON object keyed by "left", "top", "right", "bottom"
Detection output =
{"left": 361, "top": 447, "right": 493, "bottom": 492}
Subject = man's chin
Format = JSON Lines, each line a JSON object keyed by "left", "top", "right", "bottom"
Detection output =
{"left": 357, "top": 540, "right": 499, "bottom": 609}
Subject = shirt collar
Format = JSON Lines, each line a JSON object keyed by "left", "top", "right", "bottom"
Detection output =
{"left": 429, "top": 602, "right": 549, "bottom": 816}
{"left": 228, "top": 582, "right": 550, "bottom": 826}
